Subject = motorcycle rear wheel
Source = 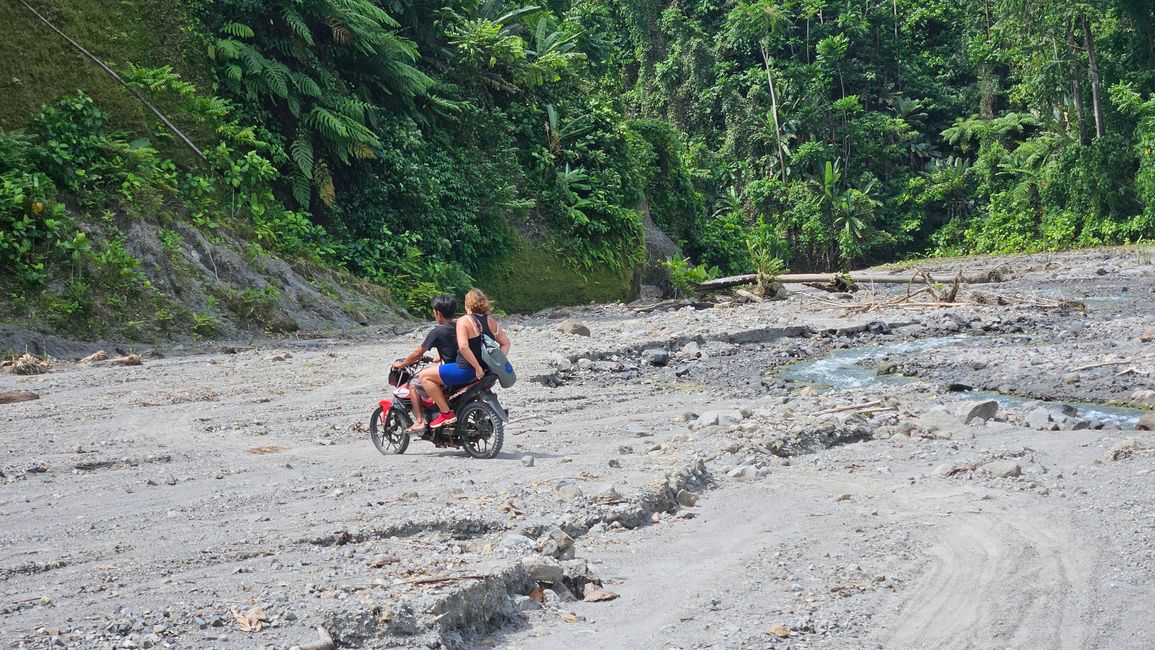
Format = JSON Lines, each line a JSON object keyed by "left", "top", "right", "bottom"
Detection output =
{"left": 370, "top": 406, "right": 410, "bottom": 455}
{"left": 457, "top": 401, "right": 504, "bottom": 459}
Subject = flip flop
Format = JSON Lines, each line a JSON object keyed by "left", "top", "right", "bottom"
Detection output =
{"left": 405, "top": 422, "right": 425, "bottom": 433}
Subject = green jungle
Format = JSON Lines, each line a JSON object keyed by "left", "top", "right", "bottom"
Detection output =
{"left": 2, "top": 0, "right": 1154, "bottom": 338}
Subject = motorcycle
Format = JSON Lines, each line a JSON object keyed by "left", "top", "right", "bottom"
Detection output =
{"left": 369, "top": 358, "right": 509, "bottom": 459}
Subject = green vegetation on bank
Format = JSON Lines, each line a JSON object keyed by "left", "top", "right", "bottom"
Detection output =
{"left": 2, "top": 0, "right": 1155, "bottom": 336}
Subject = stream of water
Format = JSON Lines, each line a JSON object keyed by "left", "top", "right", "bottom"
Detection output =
{"left": 779, "top": 336, "right": 1144, "bottom": 428}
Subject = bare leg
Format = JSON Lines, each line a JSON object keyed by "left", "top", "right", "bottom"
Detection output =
{"left": 405, "top": 382, "right": 425, "bottom": 432}
{"left": 421, "top": 369, "right": 451, "bottom": 414}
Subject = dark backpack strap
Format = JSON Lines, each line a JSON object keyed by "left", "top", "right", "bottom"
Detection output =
{"left": 472, "top": 314, "right": 494, "bottom": 338}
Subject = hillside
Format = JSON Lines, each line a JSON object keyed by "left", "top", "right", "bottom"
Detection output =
{"left": 2, "top": 0, "right": 1154, "bottom": 342}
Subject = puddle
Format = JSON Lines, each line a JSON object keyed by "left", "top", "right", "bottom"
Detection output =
{"left": 780, "top": 336, "right": 1145, "bottom": 427}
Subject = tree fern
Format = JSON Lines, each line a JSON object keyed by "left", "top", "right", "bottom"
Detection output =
{"left": 222, "top": 22, "right": 255, "bottom": 39}
{"left": 290, "top": 135, "right": 314, "bottom": 178}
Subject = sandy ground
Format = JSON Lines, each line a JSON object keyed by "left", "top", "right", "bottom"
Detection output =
{"left": 2, "top": 248, "right": 1154, "bottom": 649}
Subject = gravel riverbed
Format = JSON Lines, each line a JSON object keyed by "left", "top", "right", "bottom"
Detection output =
{"left": 2, "top": 248, "right": 1154, "bottom": 649}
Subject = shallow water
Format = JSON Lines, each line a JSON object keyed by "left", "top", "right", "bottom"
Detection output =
{"left": 780, "top": 336, "right": 1145, "bottom": 427}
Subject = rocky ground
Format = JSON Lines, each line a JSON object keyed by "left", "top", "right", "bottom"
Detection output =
{"left": 2, "top": 248, "right": 1154, "bottom": 649}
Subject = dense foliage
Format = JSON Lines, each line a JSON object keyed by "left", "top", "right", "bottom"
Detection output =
{"left": 3, "top": 0, "right": 1155, "bottom": 331}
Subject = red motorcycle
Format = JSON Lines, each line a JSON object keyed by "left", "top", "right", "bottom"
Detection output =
{"left": 370, "top": 358, "right": 508, "bottom": 459}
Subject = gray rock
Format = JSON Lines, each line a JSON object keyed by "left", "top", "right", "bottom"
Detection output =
{"left": 522, "top": 556, "right": 564, "bottom": 583}
{"left": 1026, "top": 407, "right": 1055, "bottom": 430}
{"left": 641, "top": 348, "right": 670, "bottom": 367}
{"left": 557, "top": 484, "right": 584, "bottom": 499}
{"left": 979, "top": 461, "right": 1022, "bottom": 478}
{"left": 500, "top": 534, "right": 536, "bottom": 554}
{"left": 918, "top": 407, "right": 958, "bottom": 435}
{"left": 511, "top": 594, "right": 540, "bottom": 612}
{"left": 549, "top": 354, "right": 573, "bottom": 372}
{"left": 676, "top": 489, "right": 699, "bottom": 507}
{"left": 681, "top": 341, "right": 701, "bottom": 357}
{"left": 558, "top": 320, "right": 591, "bottom": 337}
{"left": 958, "top": 400, "right": 998, "bottom": 424}
{"left": 1055, "top": 416, "right": 1090, "bottom": 431}
{"left": 520, "top": 455, "right": 535, "bottom": 467}
{"left": 1106, "top": 438, "right": 1137, "bottom": 461}
{"left": 1137, "top": 413, "right": 1155, "bottom": 431}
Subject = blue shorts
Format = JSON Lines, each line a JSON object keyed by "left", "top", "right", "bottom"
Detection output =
{"left": 439, "top": 363, "right": 475, "bottom": 387}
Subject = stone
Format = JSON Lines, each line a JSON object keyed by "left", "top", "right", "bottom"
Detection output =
{"left": 1055, "top": 416, "right": 1090, "bottom": 431}
{"left": 1106, "top": 439, "right": 1137, "bottom": 461}
{"left": 607, "top": 459, "right": 621, "bottom": 468}
{"left": 979, "top": 461, "right": 1021, "bottom": 478}
{"left": 500, "top": 534, "right": 536, "bottom": 554}
{"left": 676, "top": 489, "right": 698, "bottom": 507}
{"left": 1141, "top": 327, "right": 1155, "bottom": 343}
{"left": 917, "top": 407, "right": 958, "bottom": 435}
{"left": 1137, "top": 413, "right": 1155, "bottom": 431}
{"left": 511, "top": 594, "right": 539, "bottom": 612}
{"left": 521, "top": 455, "right": 535, "bottom": 467}
{"left": 558, "top": 320, "right": 591, "bottom": 336}
{"left": 957, "top": 400, "right": 998, "bottom": 424}
{"left": 681, "top": 341, "right": 701, "bottom": 357}
{"left": 522, "top": 556, "right": 564, "bottom": 583}
{"left": 549, "top": 354, "right": 573, "bottom": 372}
{"left": 945, "top": 381, "right": 974, "bottom": 392}
{"left": 557, "top": 484, "right": 583, "bottom": 499}
{"left": 641, "top": 348, "right": 670, "bottom": 367}
{"left": 1026, "top": 407, "right": 1054, "bottom": 430}
{"left": 727, "top": 465, "right": 763, "bottom": 480}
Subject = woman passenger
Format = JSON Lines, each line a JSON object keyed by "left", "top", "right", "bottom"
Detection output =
{"left": 419, "top": 288, "right": 511, "bottom": 428}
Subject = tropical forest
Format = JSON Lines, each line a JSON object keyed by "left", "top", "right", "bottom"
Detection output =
{"left": 2, "top": 0, "right": 1154, "bottom": 337}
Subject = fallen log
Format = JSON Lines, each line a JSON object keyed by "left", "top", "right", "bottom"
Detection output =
{"left": 697, "top": 269, "right": 1003, "bottom": 292}
{"left": 0, "top": 391, "right": 40, "bottom": 405}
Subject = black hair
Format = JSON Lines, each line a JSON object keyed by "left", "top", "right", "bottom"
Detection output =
{"left": 430, "top": 294, "right": 457, "bottom": 319}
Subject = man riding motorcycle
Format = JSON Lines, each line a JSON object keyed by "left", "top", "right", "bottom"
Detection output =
{"left": 391, "top": 294, "right": 458, "bottom": 432}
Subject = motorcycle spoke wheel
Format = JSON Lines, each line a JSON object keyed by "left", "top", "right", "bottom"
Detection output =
{"left": 458, "top": 402, "right": 503, "bottom": 459}
{"left": 369, "top": 406, "right": 410, "bottom": 455}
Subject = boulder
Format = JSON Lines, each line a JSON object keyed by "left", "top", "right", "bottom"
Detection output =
{"left": 522, "top": 556, "right": 564, "bottom": 583}
{"left": 979, "top": 461, "right": 1021, "bottom": 478}
{"left": 641, "top": 348, "right": 670, "bottom": 367}
{"left": 957, "top": 400, "right": 998, "bottom": 424}
{"left": 1106, "top": 438, "right": 1137, "bottom": 461}
{"left": 917, "top": 407, "right": 959, "bottom": 435}
{"left": 558, "top": 320, "right": 591, "bottom": 337}
{"left": 1025, "top": 407, "right": 1055, "bottom": 430}
{"left": 1137, "top": 413, "right": 1155, "bottom": 431}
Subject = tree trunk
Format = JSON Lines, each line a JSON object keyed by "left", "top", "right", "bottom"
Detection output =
{"left": 1081, "top": 15, "right": 1104, "bottom": 139}
{"left": 1066, "top": 22, "right": 1086, "bottom": 145}
{"left": 760, "top": 43, "right": 789, "bottom": 183}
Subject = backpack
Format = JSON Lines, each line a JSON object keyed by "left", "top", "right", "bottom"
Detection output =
{"left": 474, "top": 315, "right": 517, "bottom": 388}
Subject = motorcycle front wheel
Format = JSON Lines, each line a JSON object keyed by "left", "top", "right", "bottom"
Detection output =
{"left": 457, "top": 400, "right": 504, "bottom": 459}
{"left": 370, "top": 406, "right": 410, "bottom": 455}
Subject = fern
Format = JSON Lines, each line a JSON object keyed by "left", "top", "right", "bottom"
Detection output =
{"left": 305, "top": 107, "right": 348, "bottom": 141}
{"left": 223, "top": 22, "right": 255, "bottom": 39}
{"left": 314, "top": 160, "right": 336, "bottom": 207}
{"left": 281, "top": 8, "right": 314, "bottom": 45}
{"left": 291, "top": 172, "right": 312, "bottom": 207}
{"left": 290, "top": 135, "right": 314, "bottom": 178}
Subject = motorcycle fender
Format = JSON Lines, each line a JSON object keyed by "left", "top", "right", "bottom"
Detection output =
{"left": 482, "top": 393, "right": 509, "bottom": 422}
{"left": 378, "top": 399, "right": 393, "bottom": 410}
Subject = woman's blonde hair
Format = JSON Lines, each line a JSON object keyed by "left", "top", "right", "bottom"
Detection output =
{"left": 464, "top": 288, "right": 492, "bottom": 315}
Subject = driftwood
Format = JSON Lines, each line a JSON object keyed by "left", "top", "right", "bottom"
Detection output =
{"left": 812, "top": 400, "right": 885, "bottom": 416}
{"left": 289, "top": 627, "right": 335, "bottom": 650}
{"left": 0, "top": 391, "right": 40, "bottom": 405}
{"left": 698, "top": 267, "right": 1005, "bottom": 292}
